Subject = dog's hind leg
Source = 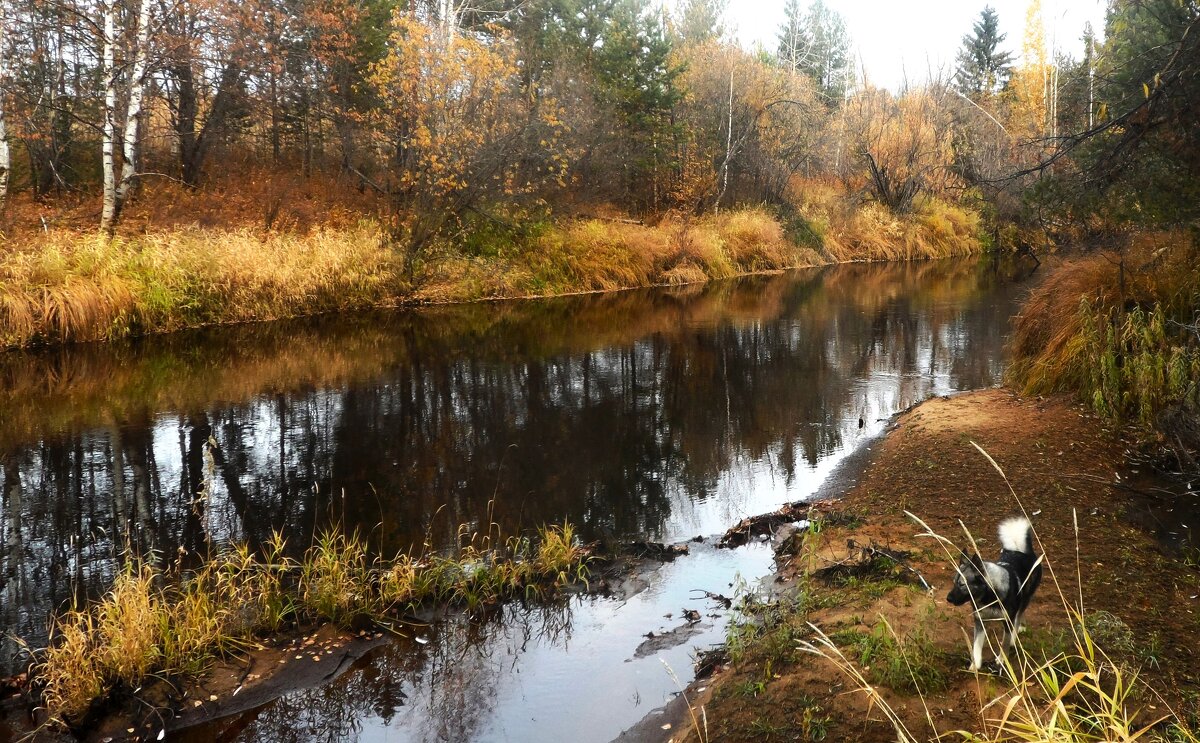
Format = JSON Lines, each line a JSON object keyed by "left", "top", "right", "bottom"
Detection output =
{"left": 970, "top": 617, "right": 986, "bottom": 672}
{"left": 997, "top": 620, "right": 1017, "bottom": 665}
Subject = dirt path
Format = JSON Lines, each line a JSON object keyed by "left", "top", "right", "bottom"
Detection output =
{"left": 681, "top": 389, "right": 1200, "bottom": 742}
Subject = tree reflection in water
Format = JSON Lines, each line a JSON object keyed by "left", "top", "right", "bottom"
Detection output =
{"left": 0, "top": 257, "right": 1035, "bottom": 674}
{"left": 193, "top": 601, "right": 576, "bottom": 743}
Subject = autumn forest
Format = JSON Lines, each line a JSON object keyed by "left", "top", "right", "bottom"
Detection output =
{"left": 0, "top": 0, "right": 1190, "bottom": 346}
{"left": 1, "top": 0, "right": 1200, "bottom": 738}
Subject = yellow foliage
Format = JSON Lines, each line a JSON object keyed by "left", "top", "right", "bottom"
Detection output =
{"left": 1008, "top": 0, "right": 1051, "bottom": 139}
{"left": 368, "top": 13, "right": 568, "bottom": 255}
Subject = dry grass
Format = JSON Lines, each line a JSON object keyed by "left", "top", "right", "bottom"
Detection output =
{"left": 414, "top": 207, "right": 823, "bottom": 303}
{"left": 788, "top": 180, "right": 983, "bottom": 263}
{"left": 0, "top": 211, "right": 814, "bottom": 347}
{"left": 30, "top": 520, "right": 590, "bottom": 726}
{"left": 1007, "top": 232, "right": 1200, "bottom": 441}
{"left": 0, "top": 223, "right": 403, "bottom": 348}
{"left": 0, "top": 169, "right": 987, "bottom": 349}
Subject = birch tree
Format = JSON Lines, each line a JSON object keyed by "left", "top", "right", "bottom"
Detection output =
{"left": 0, "top": 0, "right": 10, "bottom": 206}
{"left": 677, "top": 40, "right": 822, "bottom": 210}
{"left": 101, "top": 0, "right": 154, "bottom": 234}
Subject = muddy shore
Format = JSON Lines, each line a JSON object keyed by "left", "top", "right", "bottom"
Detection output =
{"left": 654, "top": 388, "right": 1200, "bottom": 742}
{"left": 8, "top": 388, "right": 1196, "bottom": 742}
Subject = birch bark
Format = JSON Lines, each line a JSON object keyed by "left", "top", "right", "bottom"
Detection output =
{"left": 116, "top": 0, "right": 152, "bottom": 210}
{"left": 1, "top": 2, "right": 13, "bottom": 205}
{"left": 100, "top": 0, "right": 153, "bottom": 234}
{"left": 100, "top": 0, "right": 119, "bottom": 232}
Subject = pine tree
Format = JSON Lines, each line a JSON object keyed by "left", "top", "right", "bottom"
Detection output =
{"left": 955, "top": 6, "right": 1014, "bottom": 96}
{"left": 676, "top": 0, "right": 726, "bottom": 45}
{"left": 803, "top": 0, "right": 852, "bottom": 103}
{"left": 776, "top": 0, "right": 810, "bottom": 76}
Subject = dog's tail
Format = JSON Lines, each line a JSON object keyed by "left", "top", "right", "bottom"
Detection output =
{"left": 998, "top": 516, "right": 1035, "bottom": 554}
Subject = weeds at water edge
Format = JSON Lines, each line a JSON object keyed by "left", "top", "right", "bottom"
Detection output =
{"left": 32, "top": 519, "right": 590, "bottom": 726}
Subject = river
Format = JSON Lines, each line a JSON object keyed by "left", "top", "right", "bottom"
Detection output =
{"left": 0, "top": 257, "right": 1035, "bottom": 741}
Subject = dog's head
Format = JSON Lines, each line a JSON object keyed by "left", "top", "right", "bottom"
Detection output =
{"left": 946, "top": 553, "right": 985, "bottom": 606}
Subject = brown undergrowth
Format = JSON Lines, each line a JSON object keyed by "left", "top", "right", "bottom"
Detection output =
{"left": 683, "top": 390, "right": 1200, "bottom": 743}
{"left": 0, "top": 171, "right": 985, "bottom": 350}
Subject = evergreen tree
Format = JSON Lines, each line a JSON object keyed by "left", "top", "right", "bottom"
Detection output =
{"left": 676, "top": 0, "right": 726, "bottom": 44}
{"left": 776, "top": 0, "right": 811, "bottom": 76}
{"left": 954, "top": 6, "right": 1014, "bottom": 96}
{"left": 803, "top": 0, "right": 852, "bottom": 102}
{"left": 595, "top": 0, "right": 685, "bottom": 207}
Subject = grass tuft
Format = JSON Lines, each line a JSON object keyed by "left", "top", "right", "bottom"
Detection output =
{"left": 30, "top": 519, "right": 589, "bottom": 726}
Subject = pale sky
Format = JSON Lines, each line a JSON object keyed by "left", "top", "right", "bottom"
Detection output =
{"left": 717, "top": 0, "right": 1108, "bottom": 90}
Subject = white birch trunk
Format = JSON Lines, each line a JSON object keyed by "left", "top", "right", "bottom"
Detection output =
{"left": 0, "top": 2, "right": 12, "bottom": 205}
{"left": 115, "top": 0, "right": 152, "bottom": 214}
{"left": 716, "top": 68, "right": 734, "bottom": 213}
{"left": 100, "top": 0, "right": 119, "bottom": 232}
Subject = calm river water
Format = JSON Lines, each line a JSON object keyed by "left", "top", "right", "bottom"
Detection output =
{"left": 0, "top": 257, "right": 1035, "bottom": 740}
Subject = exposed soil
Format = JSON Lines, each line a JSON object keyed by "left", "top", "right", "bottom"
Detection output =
{"left": 670, "top": 389, "right": 1200, "bottom": 742}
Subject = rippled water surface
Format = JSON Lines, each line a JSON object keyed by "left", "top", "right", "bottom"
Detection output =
{"left": 0, "top": 258, "right": 1036, "bottom": 739}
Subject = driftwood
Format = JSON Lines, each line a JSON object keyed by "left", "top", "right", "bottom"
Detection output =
{"left": 624, "top": 541, "right": 690, "bottom": 561}
{"left": 717, "top": 500, "right": 845, "bottom": 549}
{"left": 813, "top": 539, "right": 932, "bottom": 592}
{"left": 690, "top": 588, "right": 733, "bottom": 609}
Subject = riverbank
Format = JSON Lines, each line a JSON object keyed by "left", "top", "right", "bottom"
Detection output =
{"left": 674, "top": 389, "right": 1200, "bottom": 742}
{"left": 0, "top": 258, "right": 1033, "bottom": 741}
{"left": 0, "top": 523, "right": 589, "bottom": 741}
{"left": 0, "top": 187, "right": 983, "bottom": 350}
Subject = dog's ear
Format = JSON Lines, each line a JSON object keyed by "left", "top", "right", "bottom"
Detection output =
{"left": 954, "top": 550, "right": 976, "bottom": 574}
{"left": 967, "top": 552, "right": 985, "bottom": 570}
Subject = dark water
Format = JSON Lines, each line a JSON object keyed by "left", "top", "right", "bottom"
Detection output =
{"left": 0, "top": 258, "right": 1035, "bottom": 737}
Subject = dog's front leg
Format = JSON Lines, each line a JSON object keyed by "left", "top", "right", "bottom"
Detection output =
{"left": 970, "top": 617, "right": 986, "bottom": 672}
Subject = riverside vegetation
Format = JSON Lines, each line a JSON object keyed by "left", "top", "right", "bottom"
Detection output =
{"left": 688, "top": 396, "right": 1200, "bottom": 742}
{"left": 0, "top": 183, "right": 983, "bottom": 349}
{"left": 0, "top": 0, "right": 1004, "bottom": 349}
{"left": 1008, "top": 234, "right": 1200, "bottom": 478}
{"left": 30, "top": 521, "right": 589, "bottom": 729}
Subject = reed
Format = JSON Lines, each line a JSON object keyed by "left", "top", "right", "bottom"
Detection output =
{"left": 30, "top": 520, "right": 590, "bottom": 726}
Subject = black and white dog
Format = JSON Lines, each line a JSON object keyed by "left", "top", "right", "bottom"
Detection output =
{"left": 946, "top": 517, "right": 1043, "bottom": 671}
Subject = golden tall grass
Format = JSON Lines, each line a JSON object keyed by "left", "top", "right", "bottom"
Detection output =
{"left": 1, "top": 191, "right": 986, "bottom": 349}
{"left": 31, "top": 520, "right": 590, "bottom": 726}
{"left": 0, "top": 223, "right": 402, "bottom": 348}
{"left": 788, "top": 180, "right": 983, "bottom": 263}
{"left": 1007, "top": 232, "right": 1200, "bottom": 429}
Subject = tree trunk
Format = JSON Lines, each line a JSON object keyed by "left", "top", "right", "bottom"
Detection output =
{"left": 0, "top": 3, "right": 9, "bottom": 207}
{"left": 172, "top": 61, "right": 200, "bottom": 185}
{"left": 100, "top": 0, "right": 118, "bottom": 232}
{"left": 172, "top": 61, "right": 241, "bottom": 186}
{"left": 115, "top": 0, "right": 153, "bottom": 211}
{"left": 101, "top": 0, "right": 152, "bottom": 233}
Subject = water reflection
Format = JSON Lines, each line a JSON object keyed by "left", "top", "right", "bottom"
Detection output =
{"left": 182, "top": 542, "right": 777, "bottom": 743}
{"left": 0, "top": 258, "right": 1033, "bottom": 674}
